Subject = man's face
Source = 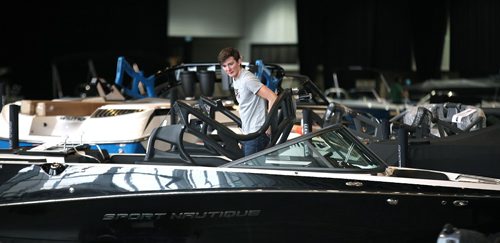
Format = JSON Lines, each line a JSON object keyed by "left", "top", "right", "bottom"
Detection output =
{"left": 221, "top": 56, "right": 241, "bottom": 78}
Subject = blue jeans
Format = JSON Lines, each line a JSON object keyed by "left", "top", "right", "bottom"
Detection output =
{"left": 242, "top": 134, "right": 270, "bottom": 156}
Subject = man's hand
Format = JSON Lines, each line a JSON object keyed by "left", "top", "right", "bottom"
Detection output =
{"left": 266, "top": 127, "right": 271, "bottom": 137}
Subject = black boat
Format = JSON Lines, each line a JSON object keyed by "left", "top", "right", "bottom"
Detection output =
{"left": 295, "top": 79, "right": 500, "bottom": 180}
{"left": 1, "top": 123, "right": 500, "bottom": 243}
{"left": 361, "top": 102, "right": 500, "bottom": 179}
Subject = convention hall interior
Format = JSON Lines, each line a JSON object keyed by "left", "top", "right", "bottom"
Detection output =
{"left": 1, "top": 0, "right": 498, "bottom": 100}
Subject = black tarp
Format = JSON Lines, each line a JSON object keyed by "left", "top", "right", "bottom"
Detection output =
{"left": 369, "top": 124, "right": 500, "bottom": 179}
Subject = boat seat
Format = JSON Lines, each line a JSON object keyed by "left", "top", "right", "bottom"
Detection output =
{"left": 142, "top": 124, "right": 229, "bottom": 166}
{"left": 400, "top": 104, "right": 486, "bottom": 138}
{"left": 20, "top": 100, "right": 110, "bottom": 116}
{"left": 435, "top": 103, "right": 486, "bottom": 134}
{"left": 144, "top": 124, "right": 194, "bottom": 165}
{"left": 397, "top": 106, "right": 433, "bottom": 138}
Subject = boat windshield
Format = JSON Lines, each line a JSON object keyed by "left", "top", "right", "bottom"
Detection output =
{"left": 228, "top": 127, "right": 383, "bottom": 171}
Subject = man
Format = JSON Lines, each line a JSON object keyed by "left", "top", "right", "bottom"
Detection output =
{"left": 217, "top": 47, "right": 277, "bottom": 156}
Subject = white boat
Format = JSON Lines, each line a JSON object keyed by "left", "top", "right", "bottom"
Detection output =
{"left": 0, "top": 98, "right": 171, "bottom": 153}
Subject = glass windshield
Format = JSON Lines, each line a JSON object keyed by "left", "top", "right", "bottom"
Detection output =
{"left": 232, "top": 128, "right": 382, "bottom": 171}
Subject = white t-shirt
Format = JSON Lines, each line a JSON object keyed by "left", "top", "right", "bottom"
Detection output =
{"left": 233, "top": 69, "right": 267, "bottom": 134}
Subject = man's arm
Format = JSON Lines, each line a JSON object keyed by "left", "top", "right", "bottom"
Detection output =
{"left": 256, "top": 85, "right": 277, "bottom": 111}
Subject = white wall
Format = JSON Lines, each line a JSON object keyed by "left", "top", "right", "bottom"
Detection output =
{"left": 168, "top": 0, "right": 297, "bottom": 62}
{"left": 238, "top": 0, "right": 298, "bottom": 58}
{"left": 168, "top": 0, "right": 243, "bottom": 38}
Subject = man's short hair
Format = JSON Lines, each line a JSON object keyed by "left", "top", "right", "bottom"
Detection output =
{"left": 218, "top": 47, "right": 241, "bottom": 64}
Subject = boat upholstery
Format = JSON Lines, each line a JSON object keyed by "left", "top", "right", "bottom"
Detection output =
{"left": 20, "top": 100, "right": 111, "bottom": 116}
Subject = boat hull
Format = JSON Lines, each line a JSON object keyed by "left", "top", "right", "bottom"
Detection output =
{"left": 1, "top": 163, "right": 499, "bottom": 242}
{"left": 1, "top": 190, "right": 499, "bottom": 242}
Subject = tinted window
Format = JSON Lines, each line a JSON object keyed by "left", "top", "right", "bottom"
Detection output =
{"left": 236, "top": 129, "right": 380, "bottom": 170}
